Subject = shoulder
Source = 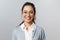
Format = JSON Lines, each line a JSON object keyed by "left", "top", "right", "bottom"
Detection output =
{"left": 36, "top": 25, "right": 45, "bottom": 33}
{"left": 12, "top": 26, "right": 21, "bottom": 34}
{"left": 36, "top": 25, "right": 44, "bottom": 30}
{"left": 36, "top": 25, "right": 46, "bottom": 40}
{"left": 36, "top": 25, "right": 45, "bottom": 38}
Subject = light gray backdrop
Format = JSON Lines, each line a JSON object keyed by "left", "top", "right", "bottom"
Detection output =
{"left": 0, "top": 0, "right": 60, "bottom": 40}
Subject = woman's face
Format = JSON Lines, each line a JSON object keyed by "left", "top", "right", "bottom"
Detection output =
{"left": 22, "top": 5, "right": 34, "bottom": 23}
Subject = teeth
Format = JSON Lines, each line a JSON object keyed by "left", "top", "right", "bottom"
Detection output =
{"left": 26, "top": 17, "right": 30, "bottom": 19}
{"left": 27, "top": 18, "right": 30, "bottom": 19}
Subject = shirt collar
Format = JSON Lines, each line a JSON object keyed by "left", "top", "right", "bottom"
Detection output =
{"left": 20, "top": 23, "right": 36, "bottom": 31}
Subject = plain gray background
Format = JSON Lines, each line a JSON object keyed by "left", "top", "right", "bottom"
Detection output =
{"left": 0, "top": 0, "right": 60, "bottom": 40}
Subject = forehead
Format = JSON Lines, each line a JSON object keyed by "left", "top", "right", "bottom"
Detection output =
{"left": 23, "top": 5, "right": 33, "bottom": 11}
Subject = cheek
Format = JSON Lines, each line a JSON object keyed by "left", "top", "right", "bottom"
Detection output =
{"left": 30, "top": 14, "right": 34, "bottom": 18}
{"left": 22, "top": 14, "right": 24, "bottom": 18}
{"left": 22, "top": 14, "right": 26, "bottom": 19}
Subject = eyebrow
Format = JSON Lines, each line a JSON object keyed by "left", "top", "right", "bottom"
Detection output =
{"left": 23, "top": 10, "right": 34, "bottom": 12}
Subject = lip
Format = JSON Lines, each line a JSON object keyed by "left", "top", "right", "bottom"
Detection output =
{"left": 25, "top": 17, "right": 31, "bottom": 20}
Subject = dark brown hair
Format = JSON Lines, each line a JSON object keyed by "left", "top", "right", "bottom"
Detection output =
{"left": 19, "top": 2, "right": 36, "bottom": 25}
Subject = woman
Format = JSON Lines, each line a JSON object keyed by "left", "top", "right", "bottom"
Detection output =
{"left": 12, "top": 2, "right": 45, "bottom": 40}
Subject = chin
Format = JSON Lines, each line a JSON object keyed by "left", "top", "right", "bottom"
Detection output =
{"left": 25, "top": 20, "right": 32, "bottom": 23}
{"left": 26, "top": 21, "right": 31, "bottom": 23}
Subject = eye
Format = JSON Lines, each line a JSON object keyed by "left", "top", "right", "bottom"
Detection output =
{"left": 30, "top": 11, "right": 33, "bottom": 14}
{"left": 31, "top": 11, "right": 33, "bottom": 13}
{"left": 23, "top": 11, "right": 27, "bottom": 13}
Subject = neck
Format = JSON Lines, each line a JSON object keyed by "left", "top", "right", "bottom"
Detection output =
{"left": 24, "top": 22, "right": 33, "bottom": 28}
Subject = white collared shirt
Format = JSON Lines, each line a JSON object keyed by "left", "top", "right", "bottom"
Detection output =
{"left": 20, "top": 23, "right": 36, "bottom": 40}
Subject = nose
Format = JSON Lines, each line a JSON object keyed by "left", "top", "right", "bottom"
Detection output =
{"left": 27, "top": 12, "right": 30, "bottom": 16}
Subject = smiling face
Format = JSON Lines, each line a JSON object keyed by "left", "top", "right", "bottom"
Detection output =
{"left": 22, "top": 5, "right": 35, "bottom": 23}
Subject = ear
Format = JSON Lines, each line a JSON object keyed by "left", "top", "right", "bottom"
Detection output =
{"left": 21, "top": 13, "right": 24, "bottom": 20}
{"left": 21, "top": 12, "right": 23, "bottom": 17}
